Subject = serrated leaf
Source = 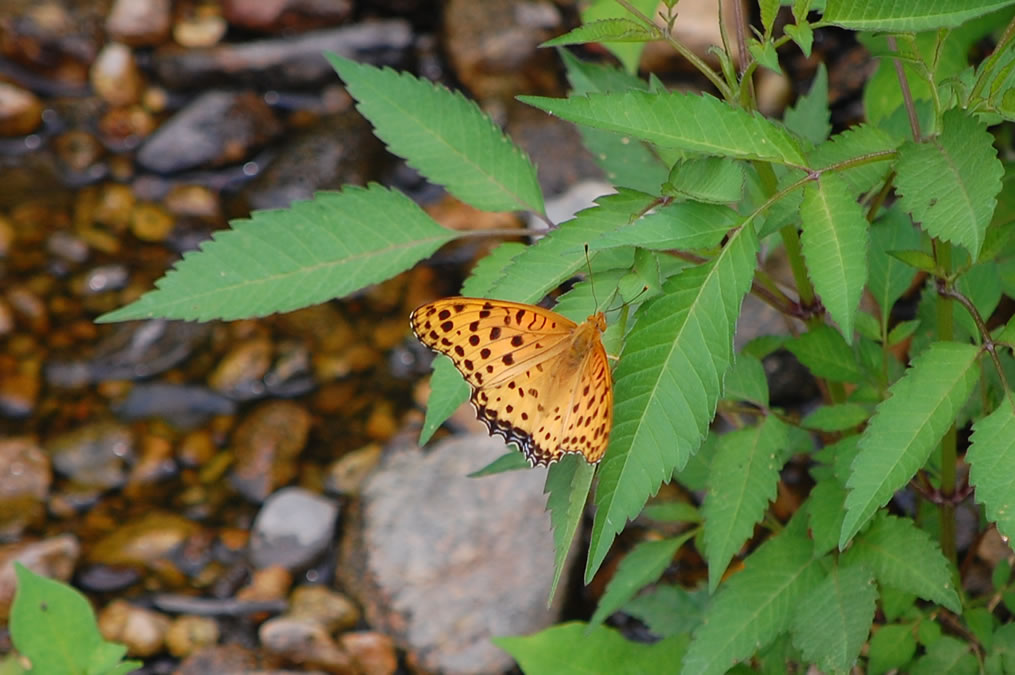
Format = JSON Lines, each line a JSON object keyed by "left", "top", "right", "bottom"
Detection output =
{"left": 839, "top": 342, "right": 980, "bottom": 547}
{"left": 664, "top": 156, "right": 746, "bottom": 204}
{"left": 809, "top": 124, "right": 896, "bottom": 196}
{"left": 494, "top": 622, "right": 688, "bottom": 674}
{"left": 519, "top": 91, "right": 807, "bottom": 165}
{"left": 785, "top": 324, "right": 862, "bottom": 382}
{"left": 327, "top": 54, "right": 544, "bottom": 214}
{"left": 99, "top": 186, "right": 457, "bottom": 323}
{"left": 889, "top": 249, "right": 939, "bottom": 274}
{"left": 855, "top": 311, "right": 882, "bottom": 342}
{"left": 682, "top": 532, "right": 825, "bottom": 675}
{"left": 824, "top": 0, "right": 1015, "bottom": 31}
{"left": 869, "top": 208, "right": 922, "bottom": 322}
{"left": 749, "top": 39, "right": 782, "bottom": 74}
{"left": 543, "top": 18, "right": 656, "bottom": 46}
{"left": 544, "top": 456, "right": 595, "bottom": 603}
{"left": 806, "top": 479, "right": 848, "bottom": 555}
{"left": 911, "top": 635, "right": 977, "bottom": 674}
{"left": 468, "top": 451, "right": 530, "bottom": 477}
{"left": 581, "top": 0, "right": 659, "bottom": 74}
{"left": 622, "top": 585, "right": 708, "bottom": 638}
{"left": 968, "top": 395, "right": 1015, "bottom": 542}
{"left": 590, "top": 536, "right": 688, "bottom": 626}
{"left": 785, "top": 22, "right": 814, "bottom": 58}
{"left": 587, "top": 223, "right": 759, "bottom": 581}
{"left": 803, "top": 403, "right": 870, "bottom": 431}
{"left": 784, "top": 63, "right": 830, "bottom": 145}
{"left": 790, "top": 564, "right": 876, "bottom": 673}
{"left": 704, "top": 416, "right": 789, "bottom": 591}
{"left": 842, "top": 514, "right": 961, "bottom": 611}
{"left": 722, "top": 355, "right": 769, "bottom": 406}
{"left": 800, "top": 172, "right": 869, "bottom": 341}
{"left": 587, "top": 201, "right": 738, "bottom": 252}
{"left": 740, "top": 335, "right": 787, "bottom": 360}
{"left": 643, "top": 501, "right": 702, "bottom": 523}
{"left": 895, "top": 108, "right": 1003, "bottom": 259}
{"left": 869, "top": 623, "right": 918, "bottom": 675}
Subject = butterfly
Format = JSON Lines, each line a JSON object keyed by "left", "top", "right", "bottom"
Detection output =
{"left": 410, "top": 297, "right": 613, "bottom": 466}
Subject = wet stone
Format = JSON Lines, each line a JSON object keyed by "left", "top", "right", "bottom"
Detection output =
{"left": 45, "top": 421, "right": 133, "bottom": 490}
{"left": 223, "top": 0, "right": 352, "bottom": 32}
{"left": 136, "top": 91, "right": 281, "bottom": 174}
{"left": 87, "top": 510, "right": 200, "bottom": 569}
{"left": 338, "top": 434, "right": 572, "bottom": 675}
{"left": 288, "top": 584, "right": 360, "bottom": 633}
{"left": 113, "top": 382, "right": 236, "bottom": 430}
{"left": 174, "top": 644, "right": 267, "bottom": 675}
{"left": 340, "top": 631, "right": 398, "bottom": 675}
{"left": 229, "top": 400, "right": 311, "bottom": 502}
{"left": 249, "top": 487, "right": 338, "bottom": 570}
{"left": 46, "top": 230, "right": 89, "bottom": 263}
{"left": 0, "top": 437, "right": 51, "bottom": 538}
{"left": 52, "top": 130, "right": 106, "bottom": 174}
{"left": 0, "top": 82, "right": 43, "bottom": 137}
{"left": 98, "top": 599, "right": 172, "bottom": 658}
{"left": 0, "top": 535, "right": 80, "bottom": 620}
{"left": 106, "top": 0, "right": 171, "bottom": 46}
{"left": 0, "top": 366, "right": 41, "bottom": 418}
{"left": 325, "top": 443, "right": 381, "bottom": 496}
{"left": 172, "top": 8, "right": 228, "bottom": 48}
{"left": 165, "top": 614, "right": 221, "bottom": 659}
{"left": 76, "top": 263, "right": 129, "bottom": 295}
{"left": 130, "top": 201, "right": 174, "bottom": 241}
{"left": 259, "top": 616, "right": 353, "bottom": 673}
{"left": 90, "top": 42, "right": 144, "bottom": 107}
{"left": 208, "top": 337, "right": 272, "bottom": 400}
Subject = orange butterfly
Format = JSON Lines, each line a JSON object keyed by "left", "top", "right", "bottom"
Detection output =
{"left": 410, "top": 297, "right": 613, "bottom": 466}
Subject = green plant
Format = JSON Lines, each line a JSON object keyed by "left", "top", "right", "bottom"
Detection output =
{"left": 99, "top": 0, "right": 1015, "bottom": 672}
{"left": 8, "top": 564, "right": 141, "bottom": 674}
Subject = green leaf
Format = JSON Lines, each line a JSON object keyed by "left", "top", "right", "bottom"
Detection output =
{"left": 759, "top": 0, "right": 780, "bottom": 33}
{"left": 790, "top": 564, "right": 876, "bottom": 673}
{"left": 543, "top": 18, "right": 656, "bottom": 46}
{"left": 855, "top": 311, "right": 882, "bottom": 342}
{"left": 910, "top": 635, "right": 977, "bottom": 674}
{"left": 494, "top": 622, "right": 688, "bottom": 674}
{"left": 806, "top": 479, "right": 848, "bottom": 555}
{"left": 468, "top": 451, "right": 530, "bottom": 477}
{"left": 749, "top": 39, "right": 782, "bottom": 74}
{"left": 895, "top": 108, "right": 1004, "bottom": 260}
{"left": 808, "top": 124, "right": 896, "bottom": 200}
{"left": 682, "top": 532, "right": 825, "bottom": 675}
{"left": 803, "top": 403, "right": 870, "bottom": 431}
{"left": 784, "top": 22, "right": 814, "bottom": 58}
{"left": 11, "top": 564, "right": 140, "bottom": 675}
{"left": 643, "top": 501, "right": 702, "bottom": 523}
{"left": 839, "top": 342, "right": 980, "bottom": 547}
{"left": 889, "top": 249, "right": 939, "bottom": 274}
{"left": 887, "top": 319, "right": 921, "bottom": 346}
{"left": 587, "top": 223, "right": 759, "bottom": 581}
{"left": 326, "top": 53, "right": 544, "bottom": 214}
{"left": 99, "top": 186, "right": 456, "bottom": 322}
{"left": 587, "top": 201, "right": 739, "bottom": 252}
{"left": 544, "top": 456, "right": 595, "bottom": 602}
{"left": 784, "top": 63, "right": 830, "bottom": 145}
{"left": 868, "top": 208, "right": 923, "bottom": 322}
{"left": 580, "top": 0, "right": 659, "bottom": 74}
{"left": 800, "top": 172, "right": 869, "bottom": 341}
{"left": 664, "top": 156, "right": 746, "bottom": 204}
{"left": 990, "top": 623, "right": 1015, "bottom": 674}
{"left": 869, "top": 623, "right": 918, "bottom": 675}
{"left": 622, "top": 585, "right": 708, "bottom": 638}
{"left": 824, "top": 0, "right": 1015, "bottom": 30}
{"left": 519, "top": 91, "right": 808, "bottom": 165}
{"left": 590, "top": 536, "right": 688, "bottom": 626}
{"left": 785, "top": 324, "right": 862, "bottom": 382}
{"left": 968, "top": 395, "right": 1015, "bottom": 542}
{"left": 704, "top": 417, "right": 789, "bottom": 591}
{"left": 842, "top": 514, "right": 961, "bottom": 612}
{"left": 722, "top": 355, "right": 769, "bottom": 407}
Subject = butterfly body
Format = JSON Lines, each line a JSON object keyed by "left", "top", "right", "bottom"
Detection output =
{"left": 410, "top": 297, "right": 613, "bottom": 466}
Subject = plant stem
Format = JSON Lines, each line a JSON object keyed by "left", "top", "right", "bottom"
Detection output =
{"left": 934, "top": 241, "right": 957, "bottom": 565}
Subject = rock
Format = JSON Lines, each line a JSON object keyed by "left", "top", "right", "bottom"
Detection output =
{"left": 174, "top": 644, "right": 268, "bottom": 674}
{"left": 289, "top": 585, "right": 359, "bottom": 633}
{"left": 325, "top": 443, "right": 381, "bottom": 495}
{"left": 340, "top": 631, "right": 398, "bottom": 675}
{"left": 0, "top": 363, "right": 41, "bottom": 418}
{"left": 236, "top": 565, "right": 292, "bottom": 604}
{"left": 249, "top": 487, "right": 339, "bottom": 570}
{"left": 52, "top": 129, "right": 105, "bottom": 174}
{"left": 97, "top": 600, "right": 171, "bottom": 658}
{"left": 0, "top": 83, "right": 43, "bottom": 137}
{"left": 0, "top": 437, "right": 51, "bottom": 538}
{"left": 75, "top": 264, "right": 129, "bottom": 295}
{"left": 229, "top": 401, "right": 311, "bottom": 502}
{"left": 112, "top": 382, "right": 236, "bottom": 430}
{"left": 172, "top": 7, "right": 228, "bottom": 48}
{"left": 45, "top": 421, "right": 133, "bottom": 489}
{"left": 259, "top": 616, "right": 353, "bottom": 673}
{"left": 0, "top": 536, "right": 80, "bottom": 620}
{"left": 151, "top": 21, "right": 412, "bottom": 90}
{"left": 223, "top": 0, "right": 352, "bottom": 32}
{"left": 106, "top": 0, "right": 171, "bottom": 46}
{"left": 129, "top": 201, "right": 174, "bottom": 241}
{"left": 90, "top": 42, "right": 143, "bottom": 106}
{"left": 339, "top": 433, "right": 572, "bottom": 675}
{"left": 136, "top": 91, "right": 280, "bottom": 174}
{"left": 87, "top": 511, "right": 199, "bottom": 569}
{"left": 208, "top": 337, "right": 272, "bottom": 399}
{"left": 165, "top": 615, "right": 221, "bottom": 658}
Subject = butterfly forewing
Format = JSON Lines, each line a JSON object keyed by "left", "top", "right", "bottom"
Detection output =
{"left": 410, "top": 297, "right": 614, "bottom": 466}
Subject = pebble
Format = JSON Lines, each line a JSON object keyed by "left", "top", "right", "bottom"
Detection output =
{"left": 165, "top": 615, "right": 221, "bottom": 658}
{"left": 235, "top": 565, "right": 292, "bottom": 604}
{"left": 289, "top": 584, "right": 360, "bottom": 633}
{"left": 174, "top": 644, "right": 265, "bottom": 674}
{"left": 45, "top": 421, "right": 133, "bottom": 489}
{"left": 78, "top": 264, "right": 129, "bottom": 295}
{"left": 106, "top": 0, "right": 171, "bottom": 46}
{"left": 0, "top": 83, "right": 43, "bottom": 137}
{"left": 173, "top": 9, "right": 228, "bottom": 48}
{"left": 90, "top": 42, "right": 144, "bottom": 106}
{"left": 0, "top": 535, "right": 80, "bottom": 620}
{"left": 130, "top": 201, "right": 174, "bottom": 241}
{"left": 340, "top": 631, "right": 398, "bottom": 675}
{"left": 114, "top": 382, "right": 236, "bottom": 430}
{"left": 0, "top": 437, "right": 51, "bottom": 538}
{"left": 223, "top": 0, "right": 352, "bottom": 32}
{"left": 249, "top": 487, "right": 339, "bottom": 570}
{"left": 52, "top": 130, "right": 105, "bottom": 174}
{"left": 46, "top": 230, "right": 89, "bottom": 264}
{"left": 87, "top": 511, "right": 199, "bottom": 569}
{"left": 208, "top": 337, "right": 272, "bottom": 399}
{"left": 97, "top": 600, "right": 171, "bottom": 658}
{"left": 259, "top": 616, "right": 353, "bottom": 673}
{"left": 325, "top": 443, "right": 381, "bottom": 496}
{"left": 229, "top": 401, "right": 311, "bottom": 502}
{"left": 0, "top": 366, "right": 41, "bottom": 418}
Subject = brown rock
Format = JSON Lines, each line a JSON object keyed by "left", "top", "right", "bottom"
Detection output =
{"left": 0, "top": 536, "right": 80, "bottom": 620}
{"left": 289, "top": 585, "right": 360, "bottom": 633}
{"left": 130, "top": 201, "right": 174, "bottom": 241}
{"left": 340, "top": 631, "right": 398, "bottom": 675}
{"left": 173, "top": 8, "right": 227, "bottom": 48}
{"left": 0, "top": 437, "right": 51, "bottom": 537}
{"left": 106, "top": 0, "right": 171, "bottom": 46}
{"left": 0, "top": 83, "right": 43, "bottom": 136}
{"left": 208, "top": 337, "right": 272, "bottom": 398}
{"left": 52, "top": 130, "right": 105, "bottom": 173}
{"left": 326, "top": 443, "right": 381, "bottom": 496}
{"left": 174, "top": 644, "right": 268, "bottom": 674}
{"left": 223, "top": 0, "right": 352, "bottom": 32}
{"left": 87, "top": 511, "right": 199, "bottom": 569}
{"left": 165, "top": 615, "right": 221, "bottom": 658}
{"left": 259, "top": 616, "right": 353, "bottom": 673}
{"left": 98, "top": 600, "right": 171, "bottom": 658}
{"left": 229, "top": 400, "right": 311, "bottom": 501}
{"left": 91, "top": 42, "right": 144, "bottom": 106}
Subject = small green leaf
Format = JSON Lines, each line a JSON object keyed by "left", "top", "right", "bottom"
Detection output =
{"left": 840, "top": 342, "right": 980, "bottom": 547}
{"left": 580, "top": 0, "right": 660, "bottom": 74}
{"left": 722, "top": 355, "right": 769, "bottom": 406}
{"left": 494, "top": 622, "right": 689, "bottom": 673}
{"left": 622, "top": 585, "right": 707, "bottom": 637}
{"left": 590, "top": 536, "right": 688, "bottom": 626}
{"left": 587, "top": 201, "right": 739, "bottom": 253}
{"left": 785, "top": 324, "right": 862, "bottom": 382}
{"left": 642, "top": 501, "right": 702, "bottom": 523}
{"left": 748, "top": 39, "right": 782, "bottom": 74}
{"left": 784, "top": 63, "right": 829, "bottom": 144}
{"left": 759, "top": 0, "right": 780, "bottom": 32}
{"left": 664, "top": 156, "right": 746, "bottom": 204}
{"left": 785, "top": 22, "right": 814, "bottom": 57}
{"left": 824, "top": 0, "right": 1015, "bottom": 31}
{"left": 887, "top": 319, "right": 921, "bottom": 346}
{"left": 544, "top": 456, "right": 595, "bottom": 603}
{"left": 842, "top": 514, "right": 961, "bottom": 612}
{"left": 468, "top": 451, "right": 530, "bottom": 477}
{"left": 910, "top": 635, "right": 977, "bottom": 674}
{"left": 869, "top": 208, "right": 923, "bottom": 322}
{"left": 895, "top": 108, "right": 1004, "bottom": 260}
{"left": 869, "top": 623, "right": 918, "bottom": 675}
{"left": 854, "top": 311, "right": 882, "bottom": 342}
{"left": 327, "top": 53, "right": 544, "bottom": 215}
{"left": 968, "top": 396, "right": 1015, "bottom": 542}
{"left": 803, "top": 403, "right": 870, "bottom": 431}
{"left": 542, "top": 18, "right": 656, "bottom": 46}
{"left": 790, "top": 564, "right": 877, "bottom": 673}
{"left": 888, "top": 249, "right": 939, "bottom": 274}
